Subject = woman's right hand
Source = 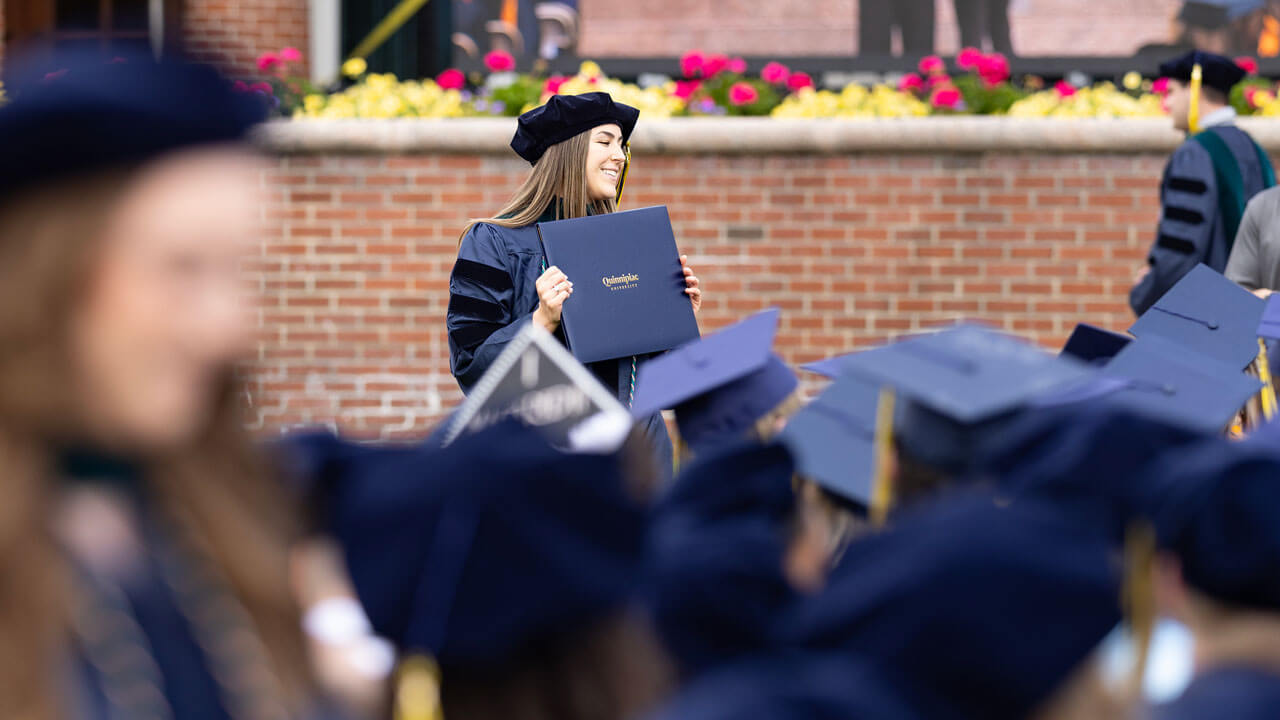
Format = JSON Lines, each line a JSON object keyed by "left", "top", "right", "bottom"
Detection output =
{"left": 533, "top": 265, "right": 573, "bottom": 332}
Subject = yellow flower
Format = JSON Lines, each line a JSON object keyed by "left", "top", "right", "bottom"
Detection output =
{"left": 303, "top": 94, "right": 326, "bottom": 113}
{"left": 341, "top": 57, "right": 367, "bottom": 78}
{"left": 578, "top": 60, "right": 603, "bottom": 79}
{"left": 1122, "top": 72, "right": 1142, "bottom": 91}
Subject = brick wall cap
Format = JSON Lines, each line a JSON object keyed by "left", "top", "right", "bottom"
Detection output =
{"left": 255, "top": 117, "right": 1280, "bottom": 155}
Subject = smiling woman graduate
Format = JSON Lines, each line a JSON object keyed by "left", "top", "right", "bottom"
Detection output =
{"left": 447, "top": 92, "right": 703, "bottom": 474}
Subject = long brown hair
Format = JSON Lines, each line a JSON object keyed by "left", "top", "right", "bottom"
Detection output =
{"left": 0, "top": 170, "right": 312, "bottom": 718}
{"left": 461, "top": 130, "right": 617, "bottom": 241}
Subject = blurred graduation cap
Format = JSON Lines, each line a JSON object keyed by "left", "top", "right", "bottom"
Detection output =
{"left": 645, "top": 441, "right": 800, "bottom": 678}
{"left": 631, "top": 308, "right": 798, "bottom": 452}
{"left": 0, "top": 46, "right": 266, "bottom": 199}
{"left": 1060, "top": 323, "right": 1132, "bottom": 365}
{"left": 330, "top": 419, "right": 646, "bottom": 668}
{"left": 1156, "top": 666, "right": 1280, "bottom": 719}
{"left": 1258, "top": 294, "right": 1280, "bottom": 339}
{"left": 1144, "top": 437, "right": 1280, "bottom": 612}
{"left": 778, "top": 375, "right": 881, "bottom": 511}
{"left": 836, "top": 324, "right": 1093, "bottom": 475}
{"left": 440, "top": 323, "right": 633, "bottom": 452}
{"left": 1129, "top": 264, "right": 1265, "bottom": 371}
{"left": 781, "top": 492, "right": 1123, "bottom": 720}
{"left": 1177, "top": 1, "right": 1263, "bottom": 31}
{"left": 1096, "top": 334, "right": 1262, "bottom": 434}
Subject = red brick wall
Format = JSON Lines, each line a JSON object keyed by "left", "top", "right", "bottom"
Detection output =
{"left": 183, "top": 0, "right": 309, "bottom": 77}
{"left": 250, "top": 150, "right": 1164, "bottom": 440}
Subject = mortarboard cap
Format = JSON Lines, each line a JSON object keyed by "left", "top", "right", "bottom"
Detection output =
{"left": 1129, "top": 264, "right": 1265, "bottom": 371}
{"left": 838, "top": 324, "right": 1093, "bottom": 474}
{"left": 1257, "top": 294, "right": 1280, "bottom": 339}
{"left": 1144, "top": 437, "right": 1280, "bottom": 612}
{"left": 645, "top": 441, "right": 799, "bottom": 677}
{"left": 1157, "top": 49, "right": 1250, "bottom": 94}
{"left": 781, "top": 492, "right": 1123, "bottom": 720}
{"left": 0, "top": 46, "right": 265, "bottom": 199}
{"left": 510, "top": 91, "right": 639, "bottom": 165}
{"left": 329, "top": 420, "right": 646, "bottom": 668}
{"left": 1098, "top": 334, "right": 1261, "bottom": 434}
{"left": 631, "top": 309, "right": 798, "bottom": 452}
{"left": 1060, "top": 323, "right": 1132, "bottom": 365}
{"left": 778, "top": 375, "right": 880, "bottom": 511}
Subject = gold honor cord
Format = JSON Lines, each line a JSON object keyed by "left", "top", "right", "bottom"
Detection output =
{"left": 1121, "top": 521, "right": 1157, "bottom": 697}
{"left": 1188, "top": 64, "right": 1203, "bottom": 134}
{"left": 1259, "top": 338, "right": 1278, "bottom": 421}
{"left": 869, "top": 387, "right": 897, "bottom": 528}
{"left": 348, "top": 0, "right": 434, "bottom": 62}
{"left": 396, "top": 655, "right": 445, "bottom": 720}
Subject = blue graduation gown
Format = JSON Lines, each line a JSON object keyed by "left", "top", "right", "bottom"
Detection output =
{"left": 447, "top": 214, "right": 675, "bottom": 477}
{"left": 1131, "top": 125, "right": 1271, "bottom": 315}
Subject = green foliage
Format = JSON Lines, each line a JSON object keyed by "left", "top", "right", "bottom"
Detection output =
{"left": 952, "top": 75, "right": 1027, "bottom": 115}
{"left": 1231, "top": 77, "right": 1274, "bottom": 116}
{"left": 692, "top": 75, "right": 782, "bottom": 116}
{"left": 490, "top": 75, "right": 544, "bottom": 116}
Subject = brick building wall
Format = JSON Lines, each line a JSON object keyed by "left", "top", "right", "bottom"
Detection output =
{"left": 249, "top": 148, "right": 1165, "bottom": 440}
{"left": 182, "top": 0, "right": 309, "bottom": 77}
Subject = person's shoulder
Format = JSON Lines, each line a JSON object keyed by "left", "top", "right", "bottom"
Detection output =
{"left": 1245, "top": 184, "right": 1280, "bottom": 212}
{"left": 463, "top": 220, "right": 541, "bottom": 254}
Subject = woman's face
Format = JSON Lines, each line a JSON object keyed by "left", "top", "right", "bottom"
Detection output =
{"left": 585, "top": 123, "right": 627, "bottom": 201}
{"left": 69, "top": 148, "right": 262, "bottom": 450}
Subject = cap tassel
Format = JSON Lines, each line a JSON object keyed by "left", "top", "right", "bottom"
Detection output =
{"left": 615, "top": 144, "right": 631, "bottom": 205}
{"left": 1188, "top": 63, "right": 1203, "bottom": 135}
{"left": 1121, "top": 521, "right": 1156, "bottom": 697}
{"left": 869, "top": 387, "right": 896, "bottom": 528}
{"left": 1257, "top": 338, "right": 1277, "bottom": 422}
{"left": 396, "top": 654, "right": 444, "bottom": 720}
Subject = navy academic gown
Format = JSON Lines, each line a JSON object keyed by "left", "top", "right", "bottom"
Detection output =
{"left": 1155, "top": 666, "right": 1280, "bottom": 720}
{"left": 1130, "top": 122, "right": 1271, "bottom": 316}
{"left": 446, "top": 208, "right": 675, "bottom": 478}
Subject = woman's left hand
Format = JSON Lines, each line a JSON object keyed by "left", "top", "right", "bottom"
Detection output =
{"left": 681, "top": 254, "right": 702, "bottom": 315}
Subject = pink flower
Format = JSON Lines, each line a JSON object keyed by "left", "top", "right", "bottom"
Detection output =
{"left": 977, "top": 53, "right": 1010, "bottom": 85}
{"left": 957, "top": 47, "right": 982, "bottom": 70}
{"left": 786, "top": 72, "right": 814, "bottom": 91}
{"left": 256, "top": 52, "right": 280, "bottom": 72}
{"left": 1237, "top": 56, "right": 1259, "bottom": 74}
{"left": 918, "top": 55, "right": 945, "bottom": 76}
{"left": 673, "top": 80, "right": 702, "bottom": 100}
{"left": 484, "top": 50, "right": 515, "bottom": 72}
{"left": 898, "top": 73, "right": 925, "bottom": 93}
{"left": 1246, "top": 86, "right": 1260, "bottom": 106}
{"left": 544, "top": 75, "right": 569, "bottom": 94}
{"left": 761, "top": 61, "right": 790, "bottom": 84}
{"left": 728, "top": 81, "right": 759, "bottom": 106}
{"left": 680, "top": 50, "right": 706, "bottom": 78}
{"left": 232, "top": 80, "right": 250, "bottom": 92}
{"left": 250, "top": 81, "right": 274, "bottom": 95}
{"left": 436, "top": 68, "right": 466, "bottom": 90}
{"left": 1152, "top": 77, "right": 1170, "bottom": 96}
{"left": 931, "top": 87, "right": 963, "bottom": 110}
{"left": 928, "top": 73, "right": 953, "bottom": 89}
{"left": 728, "top": 57, "right": 748, "bottom": 74}
{"left": 1054, "top": 80, "right": 1077, "bottom": 98}
{"left": 280, "top": 46, "right": 303, "bottom": 63}
{"left": 704, "top": 53, "right": 730, "bottom": 77}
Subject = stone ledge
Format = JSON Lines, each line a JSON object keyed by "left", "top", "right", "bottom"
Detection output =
{"left": 255, "top": 117, "right": 1280, "bottom": 155}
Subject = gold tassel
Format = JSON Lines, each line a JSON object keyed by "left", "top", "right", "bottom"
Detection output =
{"left": 396, "top": 655, "right": 444, "bottom": 720}
{"left": 1257, "top": 338, "right": 1277, "bottom": 422}
{"left": 1121, "top": 522, "right": 1156, "bottom": 697}
{"left": 869, "top": 387, "right": 896, "bottom": 528}
{"left": 1188, "top": 63, "right": 1203, "bottom": 134}
{"left": 615, "top": 144, "right": 631, "bottom": 205}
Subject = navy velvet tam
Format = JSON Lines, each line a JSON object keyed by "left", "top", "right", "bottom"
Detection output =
{"left": 510, "top": 91, "right": 640, "bottom": 164}
{"left": 1158, "top": 50, "right": 1248, "bottom": 95}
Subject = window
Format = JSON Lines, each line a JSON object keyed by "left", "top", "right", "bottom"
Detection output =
{"left": 4, "top": 0, "right": 182, "bottom": 60}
